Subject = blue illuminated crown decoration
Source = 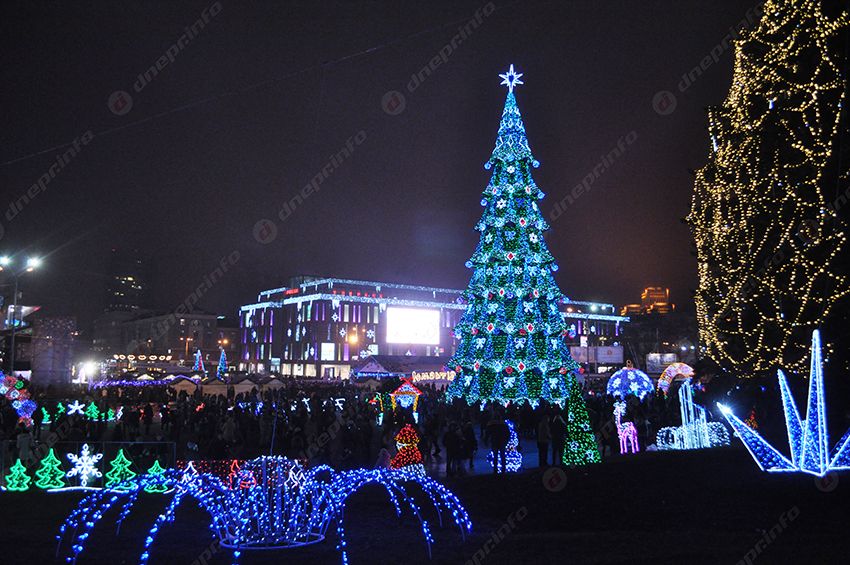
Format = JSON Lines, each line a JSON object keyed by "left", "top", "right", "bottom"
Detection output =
{"left": 717, "top": 330, "right": 850, "bottom": 477}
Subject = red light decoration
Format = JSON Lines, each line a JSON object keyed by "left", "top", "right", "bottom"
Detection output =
{"left": 390, "top": 425, "right": 423, "bottom": 470}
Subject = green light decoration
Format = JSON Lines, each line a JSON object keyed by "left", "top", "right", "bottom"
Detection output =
{"left": 41, "top": 406, "right": 52, "bottom": 424}
{"left": 4, "top": 458, "right": 31, "bottom": 492}
{"left": 445, "top": 65, "right": 578, "bottom": 404}
{"left": 105, "top": 449, "right": 137, "bottom": 490}
{"left": 85, "top": 402, "right": 101, "bottom": 421}
{"left": 144, "top": 460, "right": 168, "bottom": 493}
{"left": 563, "top": 375, "right": 601, "bottom": 466}
{"left": 55, "top": 402, "right": 65, "bottom": 420}
{"left": 35, "top": 448, "right": 66, "bottom": 489}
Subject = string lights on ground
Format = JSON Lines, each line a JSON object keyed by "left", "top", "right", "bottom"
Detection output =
{"left": 55, "top": 456, "right": 472, "bottom": 564}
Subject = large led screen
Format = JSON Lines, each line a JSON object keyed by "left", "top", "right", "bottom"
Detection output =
{"left": 385, "top": 307, "right": 440, "bottom": 345}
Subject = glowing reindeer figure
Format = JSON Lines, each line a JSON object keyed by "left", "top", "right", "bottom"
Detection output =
{"left": 614, "top": 401, "right": 639, "bottom": 454}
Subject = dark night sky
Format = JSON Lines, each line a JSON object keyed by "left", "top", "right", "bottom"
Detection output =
{"left": 0, "top": 0, "right": 758, "bottom": 332}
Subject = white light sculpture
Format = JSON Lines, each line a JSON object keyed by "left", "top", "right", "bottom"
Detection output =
{"left": 656, "top": 380, "right": 729, "bottom": 450}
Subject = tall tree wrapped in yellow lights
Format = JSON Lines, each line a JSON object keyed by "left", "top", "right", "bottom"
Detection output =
{"left": 688, "top": 0, "right": 850, "bottom": 378}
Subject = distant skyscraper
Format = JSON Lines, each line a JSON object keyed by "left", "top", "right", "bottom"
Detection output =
{"left": 105, "top": 248, "right": 148, "bottom": 312}
{"left": 620, "top": 287, "right": 674, "bottom": 316}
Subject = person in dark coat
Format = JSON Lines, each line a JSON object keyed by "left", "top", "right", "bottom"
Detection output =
{"left": 536, "top": 416, "right": 551, "bottom": 467}
{"left": 550, "top": 412, "right": 567, "bottom": 466}
{"left": 486, "top": 417, "right": 510, "bottom": 474}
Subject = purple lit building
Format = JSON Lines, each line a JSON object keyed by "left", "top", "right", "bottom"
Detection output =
{"left": 239, "top": 276, "right": 629, "bottom": 378}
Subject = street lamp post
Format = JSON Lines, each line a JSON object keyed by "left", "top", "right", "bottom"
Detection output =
{"left": 1, "top": 256, "right": 42, "bottom": 374}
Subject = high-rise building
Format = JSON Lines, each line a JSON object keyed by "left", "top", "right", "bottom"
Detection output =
{"left": 105, "top": 248, "right": 148, "bottom": 312}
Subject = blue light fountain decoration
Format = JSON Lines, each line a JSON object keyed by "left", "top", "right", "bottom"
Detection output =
{"left": 56, "top": 456, "right": 472, "bottom": 564}
{"left": 717, "top": 330, "right": 850, "bottom": 477}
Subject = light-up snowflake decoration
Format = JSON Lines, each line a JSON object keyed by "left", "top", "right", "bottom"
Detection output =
{"left": 56, "top": 456, "right": 471, "bottom": 564}
{"left": 718, "top": 330, "right": 850, "bottom": 477}
{"left": 67, "top": 443, "right": 103, "bottom": 487}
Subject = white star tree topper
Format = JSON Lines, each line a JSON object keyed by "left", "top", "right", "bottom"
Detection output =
{"left": 499, "top": 64, "right": 524, "bottom": 93}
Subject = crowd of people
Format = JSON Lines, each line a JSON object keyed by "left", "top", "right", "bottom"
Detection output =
{"left": 1, "top": 376, "right": 739, "bottom": 478}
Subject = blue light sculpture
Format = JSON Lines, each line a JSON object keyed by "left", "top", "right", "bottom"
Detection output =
{"left": 606, "top": 367, "right": 654, "bottom": 400}
{"left": 56, "top": 456, "right": 471, "bottom": 564}
{"left": 717, "top": 330, "right": 850, "bottom": 477}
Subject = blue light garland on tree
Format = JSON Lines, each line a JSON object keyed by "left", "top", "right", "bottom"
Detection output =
{"left": 445, "top": 65, "right": 578, "bottom": 405}
{"left": 216, "top": 348, "right": 228, "bottom": 379}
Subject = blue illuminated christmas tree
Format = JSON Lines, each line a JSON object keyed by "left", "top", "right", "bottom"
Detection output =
{"left": 446, "top": 65, "right": 578, "bottom": 404}
{"left": 216, "top": 348, "right": 227, "bottom": 379}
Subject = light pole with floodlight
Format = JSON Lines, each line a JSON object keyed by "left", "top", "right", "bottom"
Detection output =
{"left": 1, "top": 256, "right": 42, "bottom": 373}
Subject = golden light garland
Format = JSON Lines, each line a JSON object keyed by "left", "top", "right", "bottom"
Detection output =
{"left": 688, "top": 0, "right": 850, "bottom": 377}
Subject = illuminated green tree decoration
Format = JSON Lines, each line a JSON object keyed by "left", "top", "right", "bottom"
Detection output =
{"left": 5, "top": 458, "right": 31, "bottom": 491}
{"left": 446, "top": 65, "right": 578, "bottom": 404}
{"left": 688, "top": 0, "right": 850, "bottom": 377}
{"left": 563, "top": 375, "right": 601, "bottom": 466}
{"left": 85, "top": 402, "right": 101, "bottom": 421}
{"left": 105, "top": 449, "right": 137, "bottom": 490}
{"left": 144, "top": 460, "right": 168, "bottom": 493}
{"left": 35, "top": 448, "right": 66, "bottom": 489}
{"left": 55, "top": 402, "right": 65, "bottom": 419}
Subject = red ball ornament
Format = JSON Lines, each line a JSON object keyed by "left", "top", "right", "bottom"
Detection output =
{"left": 471, "top": 328, "right": 479, "bottom": 335}
{"left": 505, "top": 367, "right": 514, "bottom": 374}
{"left": 455, "top": 365, "right": 462, "bottom": 372}
{"left": 559, "top": 367, "right": 567, "bottom": 374}
{"left": 519, "top": 329, "right": 527, "bottom": 336}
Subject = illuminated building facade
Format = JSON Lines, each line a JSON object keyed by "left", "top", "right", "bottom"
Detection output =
{"left": 621, "top": 286, "right": 675, "bottom": 316}
{"left": 239, "top": 276, "right": 629, "bottom": 378}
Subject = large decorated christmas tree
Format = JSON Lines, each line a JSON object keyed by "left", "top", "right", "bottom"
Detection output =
{"left": 446, "top": 65, "right": 578, "bottom": 404}
{"left": 687, "top": 0, "right": 850, "bottom": 377}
